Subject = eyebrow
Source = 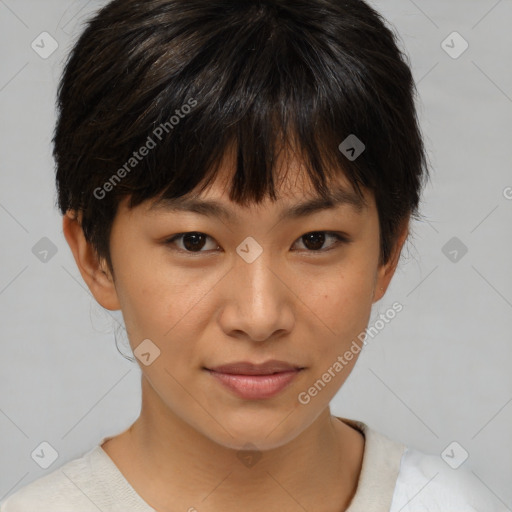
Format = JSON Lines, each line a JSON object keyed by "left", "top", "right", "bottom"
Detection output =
{"left": 149, "top": 187, "right": 367, "bottom": 222}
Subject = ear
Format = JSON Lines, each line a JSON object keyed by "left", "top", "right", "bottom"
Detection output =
{"left": 62, "top": 210, "right": 121, "bottom": 311}
{"left": 372, "top": 216, "right": 410, "bottom": 303}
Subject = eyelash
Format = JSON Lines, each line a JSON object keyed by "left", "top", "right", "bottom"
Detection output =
{"left": 164, "top": 231, "right": 350, "bottom": 255}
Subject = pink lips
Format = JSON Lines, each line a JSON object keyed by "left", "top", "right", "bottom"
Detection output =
{"left": 205, "top": 360, "right": 304, "bottom": 400}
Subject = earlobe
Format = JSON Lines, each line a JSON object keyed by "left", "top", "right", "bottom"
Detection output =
{"left": 62, "top": 211, "right": 121, "bottom": 311}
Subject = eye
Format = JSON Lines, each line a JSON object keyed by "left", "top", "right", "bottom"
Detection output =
{"left": 165, "top": 232, "right": 219, "bottom": 253}
{"left": 164, "top": 231, "right": 349, "bottom": 254}
{"left": 292, "top": 231, "right": 349, "bottom": 252}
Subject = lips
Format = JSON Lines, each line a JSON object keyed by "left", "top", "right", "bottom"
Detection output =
{"left": 206, "top": 360, "right": 304, "bottom": 375}
{"left": 205, "top": 360, "right": 305, "bottom": 400}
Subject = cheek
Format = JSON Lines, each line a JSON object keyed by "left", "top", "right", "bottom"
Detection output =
{"left": 294, "top": 259, "right": 376, "bottom": 402}
{"left": 315, "top": 282, "right": 372, "bottom": 358}
{"left": 113, "top": 252, "right": 221, "bottom": 358}
{"left": 301, "top": 255, "right": 377, "bottom": 344}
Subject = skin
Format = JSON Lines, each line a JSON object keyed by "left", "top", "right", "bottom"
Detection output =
{"left": 63, "top": 148, "right": 409, "bottom": 512}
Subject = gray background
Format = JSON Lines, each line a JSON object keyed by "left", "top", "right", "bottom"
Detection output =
{"left": 1, "top": 0, "right": 511, "bottom": 507}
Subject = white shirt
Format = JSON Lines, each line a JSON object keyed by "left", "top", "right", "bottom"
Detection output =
{"left": 0, "top": 418, "right": 506, "bottom": 511}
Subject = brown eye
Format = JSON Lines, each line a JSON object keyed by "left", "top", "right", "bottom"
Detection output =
{"left": 165, "top": 232, "right": 218, "bottom": 253}
{"left": 293, "top": 232, "right": 349, "bottom": 252}
{"left": 301, "top": 232, "right": 326, "bottom": 251}
{"left": 164, "top": 230, "right": 349, "bottom": 255}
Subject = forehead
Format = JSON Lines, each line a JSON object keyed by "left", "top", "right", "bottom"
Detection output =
{"left": 148, "top": 184, "right": 367, "bottom": 224}
{"left": 145, "top": 147, "right": 371, "bottom": 220}
{"left": 114, "top": 142, "right": 376, "bottom": 225}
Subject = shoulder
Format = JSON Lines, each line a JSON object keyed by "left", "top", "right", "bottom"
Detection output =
{"left": 390, "top": 446, "right": 507, "bottom": 512}
{"left": 0, "top": 446, "right": 111, "bottom": 512}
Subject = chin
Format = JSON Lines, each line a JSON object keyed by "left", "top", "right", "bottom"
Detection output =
{"left": 200, "top": 407, "right": 312, "bottom": 452}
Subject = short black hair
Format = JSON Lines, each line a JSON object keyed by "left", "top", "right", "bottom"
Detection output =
{"left": 53, "top": 0, "right": 429, "bottom": 273}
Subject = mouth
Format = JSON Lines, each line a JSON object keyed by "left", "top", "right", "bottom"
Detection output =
{"left": 204, "top": 360, "right": 305, "bottom": 400}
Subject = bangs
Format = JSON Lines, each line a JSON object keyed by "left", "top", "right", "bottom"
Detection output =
{"left": 68, "top": 1, "right": 388, "bottom": 209}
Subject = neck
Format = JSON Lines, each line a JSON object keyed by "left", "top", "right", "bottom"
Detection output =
{"left": 102, "top": 376, "right": 365, "bottom": 512}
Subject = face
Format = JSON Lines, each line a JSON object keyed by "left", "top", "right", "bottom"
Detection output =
{"left": 69, "top": 151, "right": 404, "bottom": 451}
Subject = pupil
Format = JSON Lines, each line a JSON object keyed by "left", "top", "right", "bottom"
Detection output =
{"left": 183, "top": 233, "right": 205, "bottom": 251}
{"left": 304, "top": 232, "right": 325, "bottom": 250}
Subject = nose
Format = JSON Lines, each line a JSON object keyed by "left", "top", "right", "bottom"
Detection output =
{"left": 217, "top": 249, "right": 295, "bottom": 342}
